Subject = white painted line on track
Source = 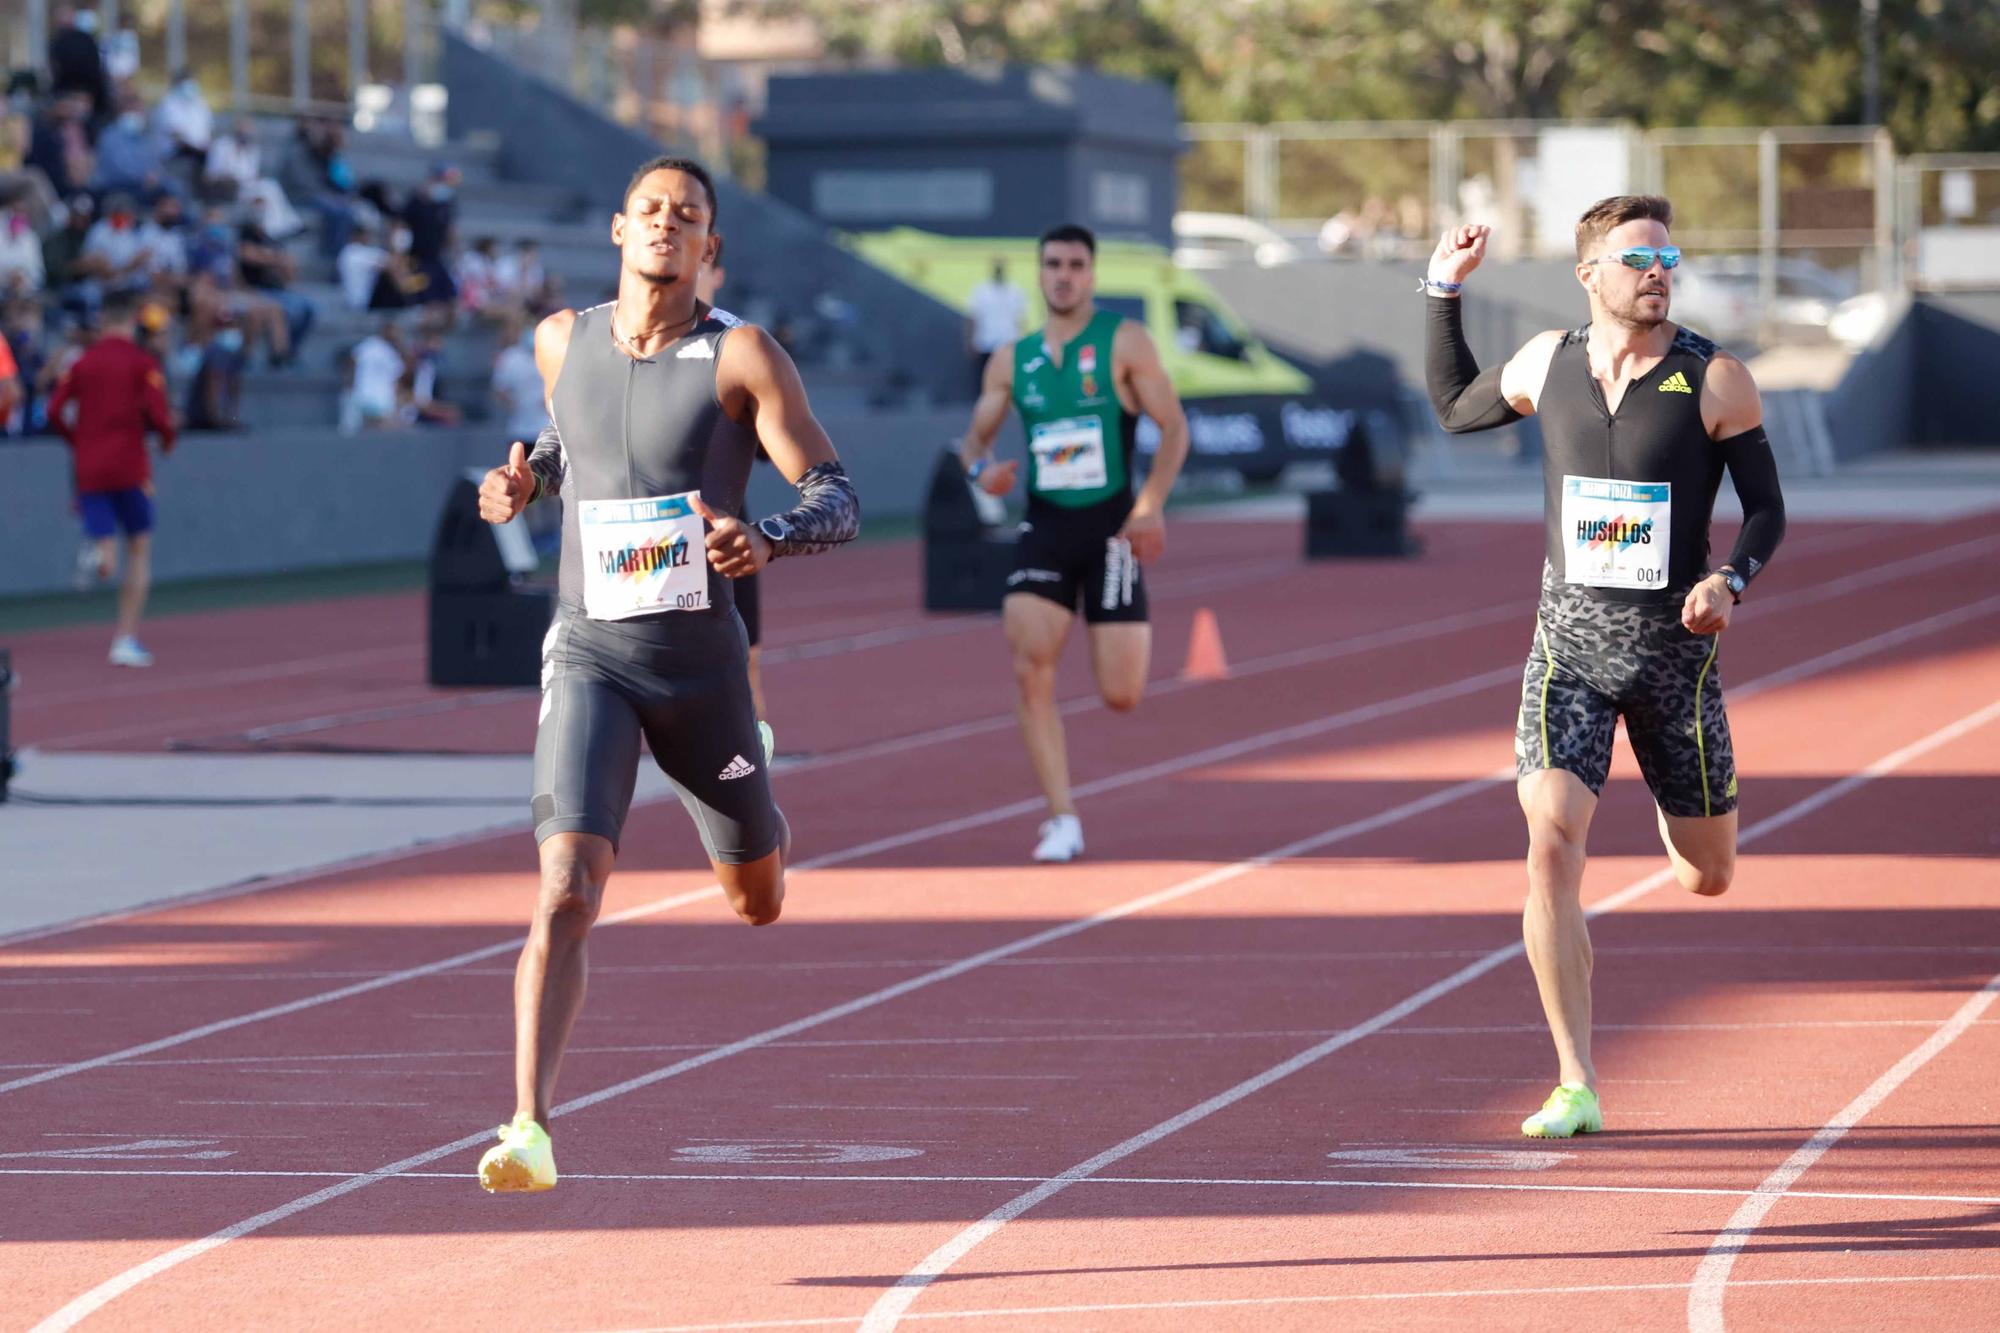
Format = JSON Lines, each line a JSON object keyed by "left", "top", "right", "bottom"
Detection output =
{"left": 855, "top": 694, "right": 2000, "bottom": 1331}
{"left": 7, "top": 1017, "right": 1998, "bottom": 1074}
{"left": 1686, "top": 967, "right": 2000, "bottom": 1332}
{"left": 4, "top": 1167, "right": 1999, "bottom": 1210}
{"left": 589, "top": 1274, "right": 2000, "bottom": 1332}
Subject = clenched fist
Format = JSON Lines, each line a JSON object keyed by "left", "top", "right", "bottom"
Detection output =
{"left": 1427, "top": 224, "right": 1492, "bottom": 289}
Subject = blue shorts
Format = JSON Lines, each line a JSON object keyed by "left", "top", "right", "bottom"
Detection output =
{"left": 78, "top": 488, "right": 156, "bottom": 540}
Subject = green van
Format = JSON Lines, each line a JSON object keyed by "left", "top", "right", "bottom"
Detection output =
{"left": 846, "top": 228, "right": 1351, "bottom": 479}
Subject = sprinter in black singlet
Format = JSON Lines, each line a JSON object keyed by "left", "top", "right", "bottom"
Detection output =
{"left": 471, "top": 156, "right": 860, "bottom": 1192}
{"left": 1424, "top": 195, "right": 1785, "bottom": 1140}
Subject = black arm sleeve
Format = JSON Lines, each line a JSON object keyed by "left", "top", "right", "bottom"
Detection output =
{"left": 1719, "top": 425, "right": 1786, "bottom": 584}
{"left": 526, "top": 422, "right": 564, "bottom": 504}
{"left": 1425, "top": 294, "right": 1525, "bottom": 434}
{"left": 755, "top": 460, "right": 860, "bottom": 559}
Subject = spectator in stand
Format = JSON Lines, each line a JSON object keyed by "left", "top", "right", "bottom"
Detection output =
{"left": 26, "top": 92, "right": 95, "bottom": 202}
{"left": 105, "top": 13, "right": 142, "bottom": 91}
{"left": 0, "top": 323, "right": 19, "bottom": 432}
{"left": 401, "top": 164, "right": 459, "bottom": 317}
{"left": 46, "top": 289, "right": 176, "bottom": 667}
{"left": 495, "top": 237, "right": 547, "bottom": 314}
{"left": 348, "top": 320, "right": 406, "bottom": 429}
{"left": 42, "top": 194, "right": 99, "bottom": 320}
{"left": 1, "top": 202, "right": 44, "bottom": 296}
{"left": 2, "top": 296, "right": 49, "bottom": 434}
{"left": 490, "top": 311, "right": 545, "bottom": 443}
{"left": 133, "top": 192, "right": 189, "bottom": 298}
{"left": 46, "top": 6, "right": 111, "bottom": 124}
{"left": 184, "top": 308, "right": 246, "bottom": 431}
{"left": 235, "top": 209, "right": 313, "bottom": 364}
{"left": 283, "top": 117, "right": 359, "bottom": 259}
{"left": 404, "top": 319, "right": 461, "bottom": 426}
{"left": 456, "top": 235, "right": 501, "bottom": 319}
{"left": 202, "top": 117, "right": 261, "bottom": 204}
{"left": 3, "top": 75, "right": 62, "bottom": 227}
{"left": 965, "top": 258, "right": 1026, "bottom": 396}
{"left": 336, "top": 220, "right": 388, "bottom": 311}
{"left": 187, "top": 265, "right": 289, "bottom": 367}
{"left": 366, "top": 222, "right": 431, "bottom": 310}
{"left": 91, "top": 91, "right": 173, "bottom": 201}
{"left": 154, "top": 70, "right": 214, "bottom": 171}
{"left": 82, "top": 192, "right": 151, "bottom": 297}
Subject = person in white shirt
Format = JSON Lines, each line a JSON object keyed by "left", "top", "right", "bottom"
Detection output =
{"left": 965, "top": 259, "right": 1026, "bottom": 395}
{"left": 348, "top": 321, "right": 407, "bottom": 427}
{"left": 0, "top": 205, "right": 44, "bottom": 295}
{"left": 490, "top": 313, "right": 546, "bottom": 443}
{"left": 336, "top": 224, "right": 390, "bottom": 310}
{"left": 105, "top": 15, "right": 141, "bottom": 87}
{"left": 154, "top": 71, "right": 214, "bottom": 164}
{"left": 203, "top": 118, "right": 261, "bottom": 199}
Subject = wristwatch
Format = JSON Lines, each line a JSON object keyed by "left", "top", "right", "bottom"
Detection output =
{"left": 1714, "top": 567, "right": 1746, "bottom": 603}
{"left": 965, "top": 458, "right": 989, "bottom": 482}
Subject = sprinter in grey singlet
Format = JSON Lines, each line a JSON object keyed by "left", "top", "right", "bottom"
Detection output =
{"left": 470, "top": 156, "right": 861, "bottom": 1192}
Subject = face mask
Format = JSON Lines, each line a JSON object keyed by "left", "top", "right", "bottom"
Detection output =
{"left": 391, "top": 230, "right": 411, "bottom": 254}
{"left": 111, "top": 215, "right": 133, "bottom": 231}
{"left": 216, "top": 328, "right": 244, "bottom": 352}
{"left": 7, "top": 215, "right": 26, "bottom": 238}
{"left": 432, "top": 187, "right": 454, "bottom": 202}
{"left": 119, "top": 112, "right": 143, "bottom": 132}
{"left": 178, "top": 79, "right": 199, "bottom": 97}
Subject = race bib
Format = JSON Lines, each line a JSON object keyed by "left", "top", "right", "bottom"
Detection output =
{"left": 578, "top": 491, "right": 708, "bottom": 620}
{"left": 1561, "top": 476, "right": 1671, "bottom": 591}
{"left": 1030, "top": 416, "right": 1108, "bottom": 492}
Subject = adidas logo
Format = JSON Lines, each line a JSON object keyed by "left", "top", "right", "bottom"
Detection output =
{"left": 677, "top": 341, "right": 715, "bottom": 360}
{"left": 718, "top": 754, "right": 756, "bottom": 780}
{"left": 1658, "top": 371, "right": 1693, "bottom": 394}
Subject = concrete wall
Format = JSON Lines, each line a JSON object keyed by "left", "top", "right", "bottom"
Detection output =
{"left": 0, "top": 426, "right": 496, "bottom": 599}
{"left": 0, "top": 408, "right": 1017, "bottom": 601}
{"left": 1824, "top": 295, "right": 1917, "bottom": 461}
{"left": 1912, "top": 292, "right": 2000, "bottom": 447}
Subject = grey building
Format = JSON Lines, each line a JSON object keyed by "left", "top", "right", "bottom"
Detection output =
{"left": 754, "top": 65, "right": 1183, "bottom": 245}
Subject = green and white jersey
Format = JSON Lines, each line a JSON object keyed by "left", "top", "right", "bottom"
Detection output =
{"left": 1012, "top": 309, "right": 1136, "bottom": 512}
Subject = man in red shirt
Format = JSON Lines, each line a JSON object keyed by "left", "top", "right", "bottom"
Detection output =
{"left": 47, "top": 292, "right": 176, "bottom": 667}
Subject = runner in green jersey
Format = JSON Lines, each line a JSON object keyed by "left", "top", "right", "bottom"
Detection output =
{"left": 957, "top": 223, "right": 1191, "bottom": 863}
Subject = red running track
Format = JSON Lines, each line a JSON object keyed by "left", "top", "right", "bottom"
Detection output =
{"left": 2, "top": 518, "right": 1998, "bottom": 1332}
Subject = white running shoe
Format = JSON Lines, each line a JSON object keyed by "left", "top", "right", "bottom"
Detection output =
{"left": 108, "top": 636, "right": 154, "bottom": 668}
{"left": 1032, "top": 814, "right": 1084, "bottom": 863}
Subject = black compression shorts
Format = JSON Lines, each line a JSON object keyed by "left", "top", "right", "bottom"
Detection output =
{"left": 1005, "top": 502, "right": 1148, "bottom": 625}
{"left": 1515, "top": 563, "right": 1737, "bottom": 818}
{"left": 532, "top": 607, "right": 781, "bottom": 862}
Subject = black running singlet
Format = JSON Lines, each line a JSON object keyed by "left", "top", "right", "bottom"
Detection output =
{"left": 546, "top": 304, "right": 759, "bottom": 623}
{"left": 1534, "top": 324, "right": 1732, "bottom": 605}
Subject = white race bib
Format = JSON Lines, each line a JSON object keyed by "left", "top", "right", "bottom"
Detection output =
{"left": 1561, "top": 476, "right": 1671, "bottom": 591}
{"left": 578, "top": 491, "right": 709, "bottom": 620}
{"left": 1030, "top": 416, "right": 1108, "bottom": 492}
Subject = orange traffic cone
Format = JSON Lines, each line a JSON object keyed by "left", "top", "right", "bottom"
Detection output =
{"left": 1182, "top": 607, "right": 1230, "bottom": 682}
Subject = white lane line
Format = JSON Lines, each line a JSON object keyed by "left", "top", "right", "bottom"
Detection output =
{"left": 589, "top": 1274, "right": 2000, "bottom": 1332}
{"left": 1686, "top": 969, "right": 2000, "bottom": 1332}
{"left": 17, "top": 644, "right": 419, "bottom": 711}
{"left": 0, "top": 661, "right": 1524, "bottom": 1098}
{"left": 856, "top": 694, "right": 2000, "bottom": 1332}
{"left": 9, "top": 1017, "right": 2000, "bottom": 1074}
{"left": 770, "top": 1106, "right": 1032, "bottom": 1114}
{"left": 12, "top": 937, "right": 2000, "bottom": 990}
{"left": 5, "top": 1167, "right": 2000, "bottom": 1210}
